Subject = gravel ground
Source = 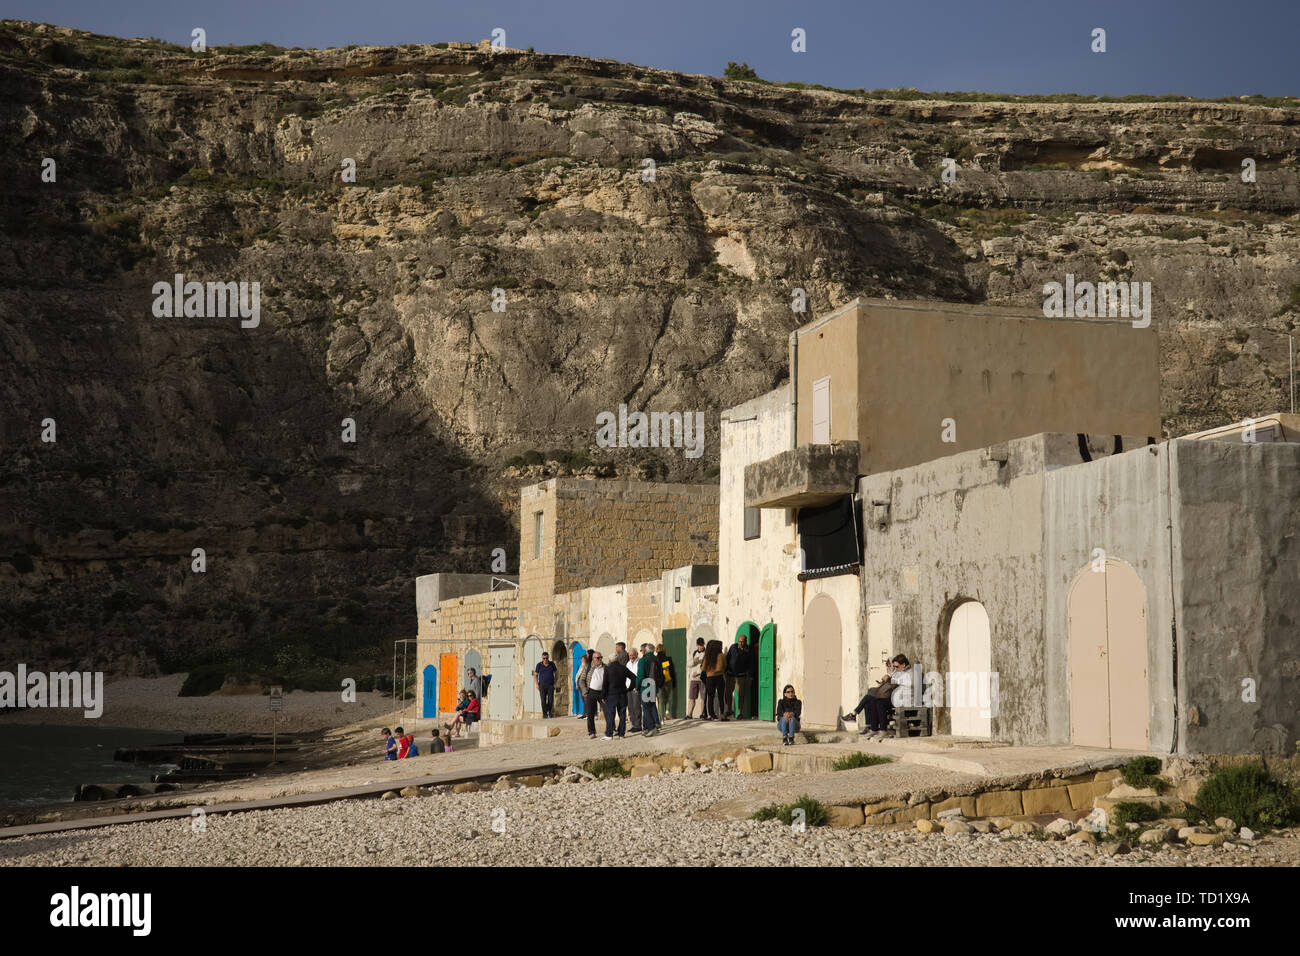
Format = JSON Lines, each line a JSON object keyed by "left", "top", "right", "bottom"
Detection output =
{"left": 0, "top": 675, "right": 387, "bottom": 733}
{"left": 4, "top": 767, "right": 1297, "bottom": 867}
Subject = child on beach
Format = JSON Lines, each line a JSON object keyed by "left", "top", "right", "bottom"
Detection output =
{"left": 396, "top": 726, "right": 411, "bottom": 759}
{"left": 406, "top": 730, "right": 419, "bottom": 757}
{"left": 382, "top": 727, "right": 397, "bottom": 760}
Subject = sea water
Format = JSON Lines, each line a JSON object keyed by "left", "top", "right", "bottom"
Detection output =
{"left": 0, "top": 724, "right": 180, "bottom": 808}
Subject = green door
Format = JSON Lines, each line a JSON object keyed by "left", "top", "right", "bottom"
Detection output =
{"left": 662, "top": 628, "right": 687, "bottom": 718}
{"left": 758, "top": 623, "right": 776, "bottom": 721}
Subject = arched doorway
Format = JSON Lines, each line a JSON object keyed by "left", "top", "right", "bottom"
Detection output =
{"left": 735, "top": 622, "right": 760, "bottom": 718}
{"left": 422, "top": 664, "right": 438, "bottom": 718}
{"left": 464, "top": 650, "right": 482, "bottom": 694}
{"left": 947, "top": 601, "right": 992, "bottom": 738}
{"left": 571, "top": 641, "right": 586, "bottom": 716}
{"left": 551, "top": 640, "right": 568, "bottom": 715}
{"left": 595, "top": 633, "right": 615, "bottom": 663}
{"left": 1068, "top": 559, "right": 1149, "bottom": 749}
{"left": 757, "top": 623, "right": 776, "bottom": 721}
{"left": 522, "top": 637, "right": 543, "bottom": 716}
{"left": 802, "top": 595, "right": 841, "bottom": 726}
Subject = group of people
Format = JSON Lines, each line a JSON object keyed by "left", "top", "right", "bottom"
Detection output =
{"left": 381, "top": 647, "right": 918, "bottom": 758}
{"left": 574, "top": 640, "right": 678, "bottom": 738}
{"left": 382, "top": 724, "right": 456, "bottom": 758}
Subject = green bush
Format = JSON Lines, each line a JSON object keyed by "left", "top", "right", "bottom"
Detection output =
{"left": 752, "top": 794, "right": 829, "bottom": 826}
{"left": 179, "top": 664, "right": 227, "bottom": 697}
{"left": 831, "top": 753, "right": 892, "bottom": 771}
{"left": 724, "top": 62, "right": 762, "bottom": 82}
{"left": 1122, "top": 756, "right": 1165, "bottom": 791}
{"left": 1194, "top": 762, "right": 1300, "bottom": 830}
{"left": 587, "top": 757, "right": 629, "bottom": 780}
{"left": 1112, "top": 801, "right": 1163, "bottom": 825}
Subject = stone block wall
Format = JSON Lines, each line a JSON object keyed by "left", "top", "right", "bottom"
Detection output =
{"left": 416, "top": 589, "right": 518, "bottom": 717}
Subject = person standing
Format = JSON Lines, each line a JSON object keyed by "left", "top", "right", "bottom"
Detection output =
{"left": 656, "top": 642, "right": 676, "bottom": 721}
{"left": 639, "top": 647, "right": 661, "bottom": 737}
{"left": 602, "top": 655, "right": 633, "bottom": 739}
{"left": 575, "top": 649, "right": 594, "bottom": 721}
{"left": 703, "top": 639, "right": 727, "bottom": 720}
{"left": 726, "top": 635, "right": 752, "bottom": 720}
{"left": 626, "top": 646, "right": 643, "bottom": 732}
{"left": 685, "top": 637, "right": 706, "bottom": 719}
{"left": 465, "top": 667, "right": 483, "bottom": 702}
{"left": 382, "top": 727, "right": 397, "bottom": 760}
{"left": 585, "top": 651, "right": 606, "bottom": 739}
{"left": 534, "top": 651, "right": 558, "bottom": 718}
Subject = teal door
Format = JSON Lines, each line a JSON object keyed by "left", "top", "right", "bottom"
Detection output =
{"left": 758, "top": 623, "right": 776, "bottom": 721}
{"left": 735, "top": 622, "right": 760, "bottom": 718}
{"left": 422, "top": 664, "right": 437, "bottom": 718}
{"left": 571, "top": 642, "right": 586, "bottom": 715}
{"left": 662, "top": 628, "right": 688, "bottom": 718}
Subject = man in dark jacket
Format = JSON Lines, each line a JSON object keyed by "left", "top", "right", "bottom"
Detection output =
{"left": 601, "top": 657, "right": 633, "bottom": 739}
{"left": 725, "top": 636, "right": 752, "bottom": 720}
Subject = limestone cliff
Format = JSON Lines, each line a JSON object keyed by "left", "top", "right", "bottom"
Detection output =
{"left": 2, "top": 21, "right": 1298, "bottom": 673}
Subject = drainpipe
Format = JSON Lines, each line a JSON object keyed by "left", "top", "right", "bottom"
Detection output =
{"left": 1165, "top": 441, "right": 1179, "bottom": 755}
{"left": 789, "top": 329, "right": 799, "bottom": 451}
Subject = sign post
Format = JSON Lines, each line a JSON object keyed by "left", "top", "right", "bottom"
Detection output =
{"left": 269, "top": 685, "right": 283, "bottom": 763}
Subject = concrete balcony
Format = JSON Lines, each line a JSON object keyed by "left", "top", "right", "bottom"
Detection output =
{"left": 744, "top": 441, "right": 860, "bottom": 509}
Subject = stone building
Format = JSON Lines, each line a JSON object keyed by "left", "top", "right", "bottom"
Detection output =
{"left": 414, "top": 478, "right": 718, "bottom": 724}
{"left": 858, "top": 414, "right": 1300, "bottom": 755}
{"left": 724, "top": 296, "right": 1161, "bottom": 728}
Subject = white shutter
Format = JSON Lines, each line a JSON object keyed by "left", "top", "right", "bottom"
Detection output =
{"left": 812, "top": 376, "right": 831, "bottom": 444}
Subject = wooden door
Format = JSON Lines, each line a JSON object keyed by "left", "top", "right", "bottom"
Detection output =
{"left": 802, "top": 595, "right": 841, "bottom": 726}
{"left": 422, "top": 665, "right": 437, "bottom": 718}
{"left": 1069, "top": 566, "right": 1112, "bottom": 747}
{"left": 948, "top": 602, "right": 991, "bottom": 738}
{"left": 662, "top": 628, "right": 687, "bottom": 718}
{"left": 571, "top": 641, "right": 586, "bottom": 716}
{"left": 439, "top": 653, "right": 458, "bottom": 715}
{"left": 757, "top": 623, "right": 776, "bottom": 721}
{"left": 812, "top": 376, "right": 831, "bottom": 444}
{"left": 1106, "top": 563, "right": 1149, "bottom": 750}
{"left": 488, "top": 645, "right": 515, "bottom": 721}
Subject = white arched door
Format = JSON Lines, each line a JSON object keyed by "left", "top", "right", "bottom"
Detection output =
{"left": 948, "top": 601, "right": 991, "bottom": 738}
{"left": 522, "top": 638, "right": 543, "bottom": 716}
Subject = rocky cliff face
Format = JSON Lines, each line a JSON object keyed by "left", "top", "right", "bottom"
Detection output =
{"left": 2, "top": 21, "right": 1298, "bottom": 674}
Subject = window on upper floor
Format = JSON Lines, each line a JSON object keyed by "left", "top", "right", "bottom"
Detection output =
{"left": 743, "top": 506, "right": 761, "bottom": 540}
{"left": 533, "top": 511, "right": 544, "bottom": 559}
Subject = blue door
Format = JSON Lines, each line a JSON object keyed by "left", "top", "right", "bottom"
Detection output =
{"left": 422, "top": 665, "right": 437, "bottom": 718}
{"left": 571, "top": 642, "right": 586, "bottom": 715}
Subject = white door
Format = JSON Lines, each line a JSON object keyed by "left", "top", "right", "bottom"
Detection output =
{"left": 948, "top": 601, "right": 991, "bottom": 738}
{"left": 866, "top": 604, "right": 894, "bottom": 686}
{"left": 802, "top": 595, "right": 842, "bottom": 726}
{"left": 812, "top": 376, "right": 831, "bottom": 444}
{"left": 522, "top": 638, "right": 543, "bottom": 716}
{"left": 488, "top": 645, "right": 515, "bottom": 721}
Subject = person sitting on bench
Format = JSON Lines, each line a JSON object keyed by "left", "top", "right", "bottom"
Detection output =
{"left": 843, "top": 655, "right": 914, "bottom": 739}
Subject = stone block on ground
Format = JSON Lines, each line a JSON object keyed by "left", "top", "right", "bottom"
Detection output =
{"left": 736, "top": 751, "right": 773, "bottom": 773}
{"left": 1214, "top": 817, "right": 1237, "bottom": 832}
{"left": 518, "top": 775, "right": 545, "bottom": 788}
{"left": 1022, "top": 787, "right": 1073, "bottom": 815}
{"left": 931, "top": 796, "right": 978, "bottom": 818}
{"left": 975, "top": 790, "right": 1023, "bottom": 818}
{"left": 1138, "top": 827, "right": 1172, "bottom": 845}
{"left": 452, "top": 782, "right": 480, "bottom": 794}
{"left": 1008, "top": 822, "right": 1037, "bottom": 836}
{"left": 1186, "top": 832, "right": 1226, "bottom": 846}
{"left": 630, "top": 763, "right": 661, "bottom": 778}
{"left": 916, "top": 819, "right": 937, "bottom": 834}
{"left": 1239, "top": 827, "right": 1256, "bottom": 841}
{"left": 400, "top": 786, "right": 419, "bottom": 797}
{"left": 826, "top": 805, "right": 865, "bottom": 828}
{"left": 943, "top": 820, "right": 975, "bottom": 835}
{"left": 381, "top": 791, "right": 399, "bottom": 800}
{"left": 1045, "top": 817, "right": 1075, "bottom": 836}
{"left": 1066, "top": 830, "right": 1097, "bottom": 844}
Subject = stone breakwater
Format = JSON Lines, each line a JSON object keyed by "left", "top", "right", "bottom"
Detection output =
{"left": 4, "top": 767, "right": 1298, "bottom": 867}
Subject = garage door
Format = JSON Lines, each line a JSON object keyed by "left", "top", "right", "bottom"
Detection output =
{"left": 488, "top": 645, "right": 515, "bottom": 721}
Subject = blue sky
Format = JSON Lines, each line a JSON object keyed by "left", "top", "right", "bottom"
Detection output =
{"left": 7, "top": 0, "right": 1298, "bottom": 97}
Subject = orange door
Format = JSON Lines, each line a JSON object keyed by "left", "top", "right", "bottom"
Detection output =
{"left": 439, "top": 653, "right": 458, "bottom": 714}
